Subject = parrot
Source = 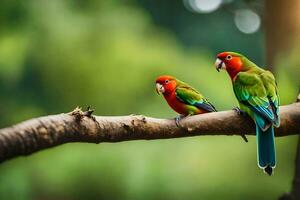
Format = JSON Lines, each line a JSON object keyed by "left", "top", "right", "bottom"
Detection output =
{"left": 215, "top": 52, "right": 280, "bottom": 175}
{"left": 155, "top": 75, "right": 217, "bottom": 126}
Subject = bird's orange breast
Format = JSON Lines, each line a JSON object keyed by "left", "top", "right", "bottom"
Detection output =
{"left": 164, "top": 92, "right": 188, "bottom": 115}
{"left": 163, "top": 91, "right": 209, "bottom": 115}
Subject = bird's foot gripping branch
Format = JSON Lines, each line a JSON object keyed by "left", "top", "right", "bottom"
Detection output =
{"left": 0, "top": 102, "right": 299, "bottom": 163}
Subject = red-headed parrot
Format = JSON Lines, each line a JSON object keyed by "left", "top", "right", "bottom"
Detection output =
{"left": 156, "top": 75, "right": 217, "bottom": 125}
{"left": 215, "top": 52, "right": 280, "bottom": 175}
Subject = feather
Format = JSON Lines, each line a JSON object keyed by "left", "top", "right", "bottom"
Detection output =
{"left": 175, "top": 85, "right": 217, "bottom": 113}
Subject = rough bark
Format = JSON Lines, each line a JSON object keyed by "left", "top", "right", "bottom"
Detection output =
{"left": 0, "top": 102, "right": 299, "bottom": 163}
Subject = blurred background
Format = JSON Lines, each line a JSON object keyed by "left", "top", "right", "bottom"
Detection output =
{"left": 0, "top": 0, "right": 299, "bottom": 199}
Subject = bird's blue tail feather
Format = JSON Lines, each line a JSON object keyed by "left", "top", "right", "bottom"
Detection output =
{"left": 256, "top": 122, "right": 276, "bottom": 174}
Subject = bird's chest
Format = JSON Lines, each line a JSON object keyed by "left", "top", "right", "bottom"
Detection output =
{"left": 164, "top": 92, "right": 188, "bottom": 115}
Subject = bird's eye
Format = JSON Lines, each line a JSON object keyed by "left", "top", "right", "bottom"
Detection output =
{"left": 165, "top": 80, "right": 169, "bottom": 84}
{"left": 226, "top": 55, "right": 232, "bottom": 60}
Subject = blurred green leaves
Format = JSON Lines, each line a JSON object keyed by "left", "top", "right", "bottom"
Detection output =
{"left": 0, "top": 33, "right": 29, "bottom": 85}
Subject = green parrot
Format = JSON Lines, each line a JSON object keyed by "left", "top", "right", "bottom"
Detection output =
{"left": 156, "top": 75, "right": 217, "bottom": 125}
{"left": 215, "top": 52, "right": 280, "bottom": 175}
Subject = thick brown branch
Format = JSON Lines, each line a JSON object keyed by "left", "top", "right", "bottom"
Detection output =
{"left": 0, "top": 103, "right": 299, "bottom": 163}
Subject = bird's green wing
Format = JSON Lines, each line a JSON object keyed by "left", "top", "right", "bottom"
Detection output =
{"left": 175, "top": 86, "right": 217, "bottom": 112}
{"left": 261, "top": 70, "right": 280, "bottom": 126}
{"left": 233, "top": 70, "right": 279, "bottom": 127}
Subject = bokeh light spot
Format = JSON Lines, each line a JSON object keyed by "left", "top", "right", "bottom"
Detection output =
{"left": 234, "top": 9, "right": 261, "bottom": 34}
{"left": 184, "top": 0, "right": 223, "bottom": 13}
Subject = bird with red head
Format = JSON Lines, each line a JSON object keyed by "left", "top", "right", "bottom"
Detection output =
{"left": 156, "top": 75, "right": 217, "bottom": 126}
{"left": 215, "top": 51, "right": 280, "bottom": 175}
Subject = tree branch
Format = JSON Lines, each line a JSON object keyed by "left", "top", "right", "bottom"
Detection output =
{"left": 0, "top": 102, "right": 299, "bottom": 163}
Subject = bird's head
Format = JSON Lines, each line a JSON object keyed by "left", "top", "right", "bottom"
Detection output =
{"left": 215, "top": 52, "right": 244, "bottom": 79}
{"left": 155, "top": 75, "right": 177, "bottom": 95}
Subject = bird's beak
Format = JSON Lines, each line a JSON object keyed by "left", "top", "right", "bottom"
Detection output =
{"left": 215, "top": 58, "right": 226, "bottom": 72}
{"left": 156, "top": 83, "right": 165, "bottom": 94}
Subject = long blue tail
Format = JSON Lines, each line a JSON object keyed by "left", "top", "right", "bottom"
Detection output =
{"left": 256, "top": 124, "right": 276, "bottom": 175}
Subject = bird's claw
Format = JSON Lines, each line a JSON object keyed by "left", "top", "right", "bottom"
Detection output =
{"left": 175, "top": 115, "right": 185, "bottom": 127}
{"left": 232, "top": 107, "right": 249, "bottom": 142}
{"left": 232, "top": 107, "right": 247, "bottom": 117}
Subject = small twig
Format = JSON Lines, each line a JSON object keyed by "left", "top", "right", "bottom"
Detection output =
{"left": 83, "top": 106, "right": 94, "bottom": 117}
{"left": 241, "top": 135, "right": 249, "bottom": 143}
{"left": 83, "top": 106, "right": 96, "bottom": 121}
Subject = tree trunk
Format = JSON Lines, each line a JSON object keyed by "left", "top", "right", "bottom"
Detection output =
{"left": 265, "top": 0, "right": 300, "bottom": 70}
{"left": 264, "top": 1, "right": 300, "bottom": 199}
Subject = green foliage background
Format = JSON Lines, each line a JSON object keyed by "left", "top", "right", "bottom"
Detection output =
{"left": 0, "top": 0, "right": 298, "bottom": 199}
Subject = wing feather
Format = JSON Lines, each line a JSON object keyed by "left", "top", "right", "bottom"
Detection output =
{"left": 175, "top": 86, "right": 217, "bottom": 112}
{"left": 233, "top": 70, "right": 279, "bottom": 127}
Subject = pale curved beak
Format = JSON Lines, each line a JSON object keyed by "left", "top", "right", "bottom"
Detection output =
{"left": 215, "top": 58, "right": 226, "bottom": 72}
{"left": 156, "top": 83, "right": 165, "bottom": 94}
